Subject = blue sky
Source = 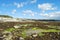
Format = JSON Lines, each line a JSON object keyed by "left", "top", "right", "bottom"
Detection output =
{"left": 0, "top": 0, "right": 60, "bottom": 19}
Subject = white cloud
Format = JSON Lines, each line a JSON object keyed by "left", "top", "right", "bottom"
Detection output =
{"left": 14, "top": 2, "right": 24, "bottom": 8}
{"left": 38, "top": 3, "right": 56, "bottom": 11}
{"left": 40, "top": 11, "right": 60, "bottom": 19}
{"left": 49, "top": 11, "right": 60, "bottom": 17}
{"left": 40, "top": 13, "right": 49, "bottom": 17}
{"left": 38, "top": 3, "right": 60, "bottom": 19}
{"left": 2, "top": 0, "right": 36, "bottom": 8}
{"left": 12, "top": 9, "right": 16, "bottom": 14}
{"left": 30, "top": 0, "right": 37, "bottom": 3}
{"left": 30, "top": 13, "right": 34, "bottom": 16}
{"left": 23, "top": 10, "right": 37, "bottom": 16}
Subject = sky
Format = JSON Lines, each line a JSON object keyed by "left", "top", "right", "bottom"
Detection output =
{"left": 0, "top": 0, "right": 60, "bottom": 20}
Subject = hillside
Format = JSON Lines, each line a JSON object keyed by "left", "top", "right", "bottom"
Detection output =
{"left": 0, "top": 15, "right": 13, "bottom": 18}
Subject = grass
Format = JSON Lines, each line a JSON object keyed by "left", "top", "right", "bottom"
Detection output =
{"left": 38, "top": 32, "right": 45, "bottom": 36}
{"left": 48, "top": 25, "right": 60, "bottom": 29}
{"left": 32, "top": 27, "right": 38, "bottom": 30}
{"left": 21, "top": 32, "right": 27, "bottom": 38}
{"left": 3, "top": 26, "right": 60, "bottom": 38}
{"left": 4, "top": 28, "right": 16, "bottom": 32}
{"left": 4, "top": 27, "right": 60, "bottom": 33}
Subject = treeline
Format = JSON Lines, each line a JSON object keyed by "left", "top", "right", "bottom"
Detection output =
{"left": 0, "top": 15, "right": 13, "bottom": 18}
{"left": 30, "top": 19, "right": 60, "bottom": 21}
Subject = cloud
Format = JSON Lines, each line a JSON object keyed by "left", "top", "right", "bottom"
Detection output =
{"left": 49, "top": 11, "right": 60, "bottom": 17}
{"left": 14, "top": 0, "right": 37, "bottom": 8}
{"left": 38, "top": 3, "right": 60, "bottom": 19}
{"left": 12, "top": 9, "right": 16, "bottom": 14}
{"left": 30, "top": 0, "right": 37, "bottom": 3}
{"left": 2, "top": 0, "right": 36, "bottom": 8}
{"left": 40, "top": 11, "right": 60, "bottom": 19}
{"left": 14, "top": 2, "right": 24, "bottom": 8}
{"left": 38, "top": 3, "right": 56, "bottom": 11}
{"left": 23, "top": 10, "right": 37, "bottom": 16}
{"left": 40, "top": 13, "right": 49, "bottom": 17}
